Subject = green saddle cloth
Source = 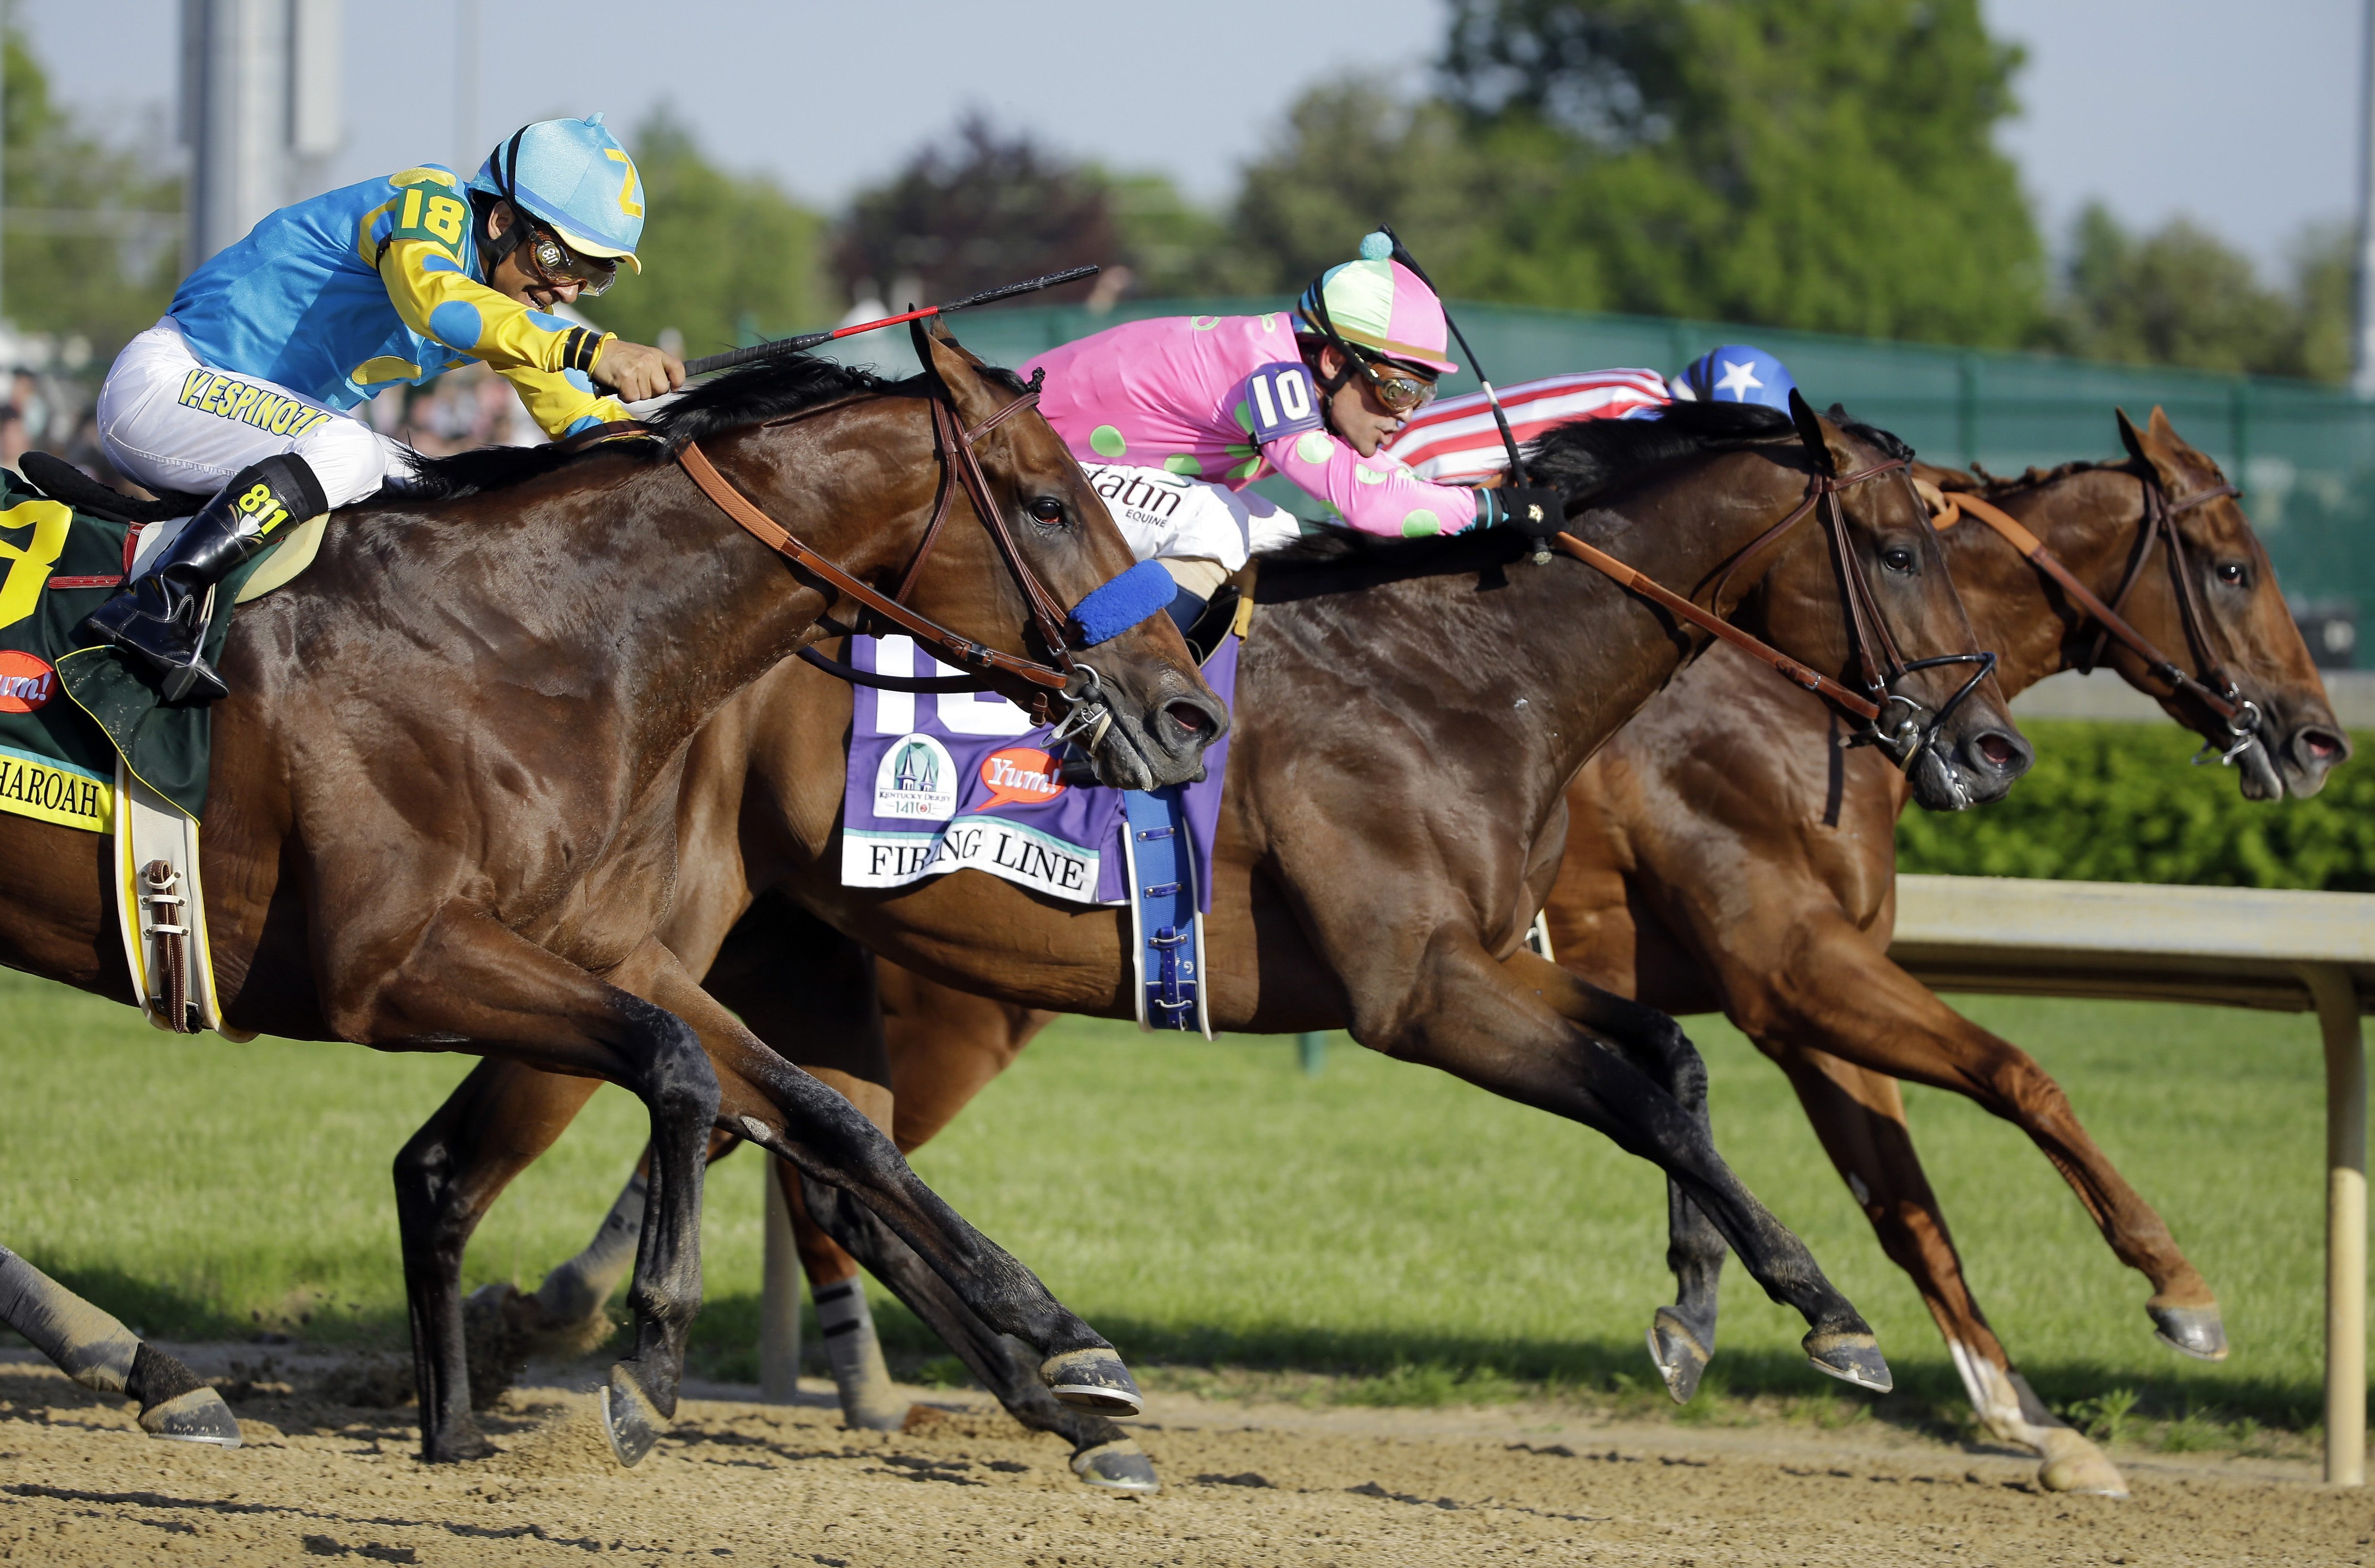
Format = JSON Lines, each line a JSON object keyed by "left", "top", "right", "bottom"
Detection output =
{"left": 0, "top": 470, "right": 282, "bottom": 827}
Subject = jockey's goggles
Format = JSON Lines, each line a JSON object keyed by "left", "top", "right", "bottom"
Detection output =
{"left": 1299, "top": 287, "right": 1437, "bottom": 413}
{"left": 519, "top": 224, "right": 618, "bottom": 298}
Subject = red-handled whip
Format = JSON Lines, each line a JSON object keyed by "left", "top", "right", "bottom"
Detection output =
{"left": 681, "top": 266, "right": 1102, "bottom": 377}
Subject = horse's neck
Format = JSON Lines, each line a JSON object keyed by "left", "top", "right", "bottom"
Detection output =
{"left": 1946, "top": 467, "right": 2143, "bottom": 700}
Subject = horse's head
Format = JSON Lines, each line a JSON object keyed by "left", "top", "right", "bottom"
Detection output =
{"left": 2096, "top": 408, "right": 2348, "bottom": 800}
{"left": 904, "top": 325, "right": 1227, "bottom": 789}
{"left": 1730, "top": 396, "right": 2032, "bottom": 811}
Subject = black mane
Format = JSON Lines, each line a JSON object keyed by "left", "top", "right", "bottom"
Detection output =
{"left": 400, "top": 352, "right": 1031, "bottom": 502}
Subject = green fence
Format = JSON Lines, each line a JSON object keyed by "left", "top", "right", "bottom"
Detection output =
{"left": 789, "top": 297, "right": 2375, "bottom": 631}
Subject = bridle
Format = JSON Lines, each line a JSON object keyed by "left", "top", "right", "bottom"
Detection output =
{"left": 1931, "top": 472, "right": 2261, "bottom": 766}
{"left": 1554, "top": 452, "right": 1997, "bottom": 764}
{"left": 663, "top": 373, "right": 1150, "bottom": 749}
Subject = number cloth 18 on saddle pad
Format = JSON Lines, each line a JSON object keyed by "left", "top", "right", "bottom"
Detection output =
{"left": 0, "top": 465, "right": 322, "bottom": 1034}
{"left": 838, "top": 632, "right": 1238, "bottom": 1035}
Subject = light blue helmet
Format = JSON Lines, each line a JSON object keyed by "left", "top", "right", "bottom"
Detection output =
{"left": 1671, "top": 344, "right": 1796, "bottom": 410}
{"left": 468, "top": 114, "right": 645, "bottom": 273}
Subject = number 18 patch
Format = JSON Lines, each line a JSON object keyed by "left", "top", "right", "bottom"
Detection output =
{"left": 1241, "top": 362, "right": 1324, "bottom": 444}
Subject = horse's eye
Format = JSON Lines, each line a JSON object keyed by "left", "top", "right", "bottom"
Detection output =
{"left": 1882, "top": 546, "right": 1917, "bottom": 574}
{"left": 1026, "top": 497, "right": 1066, "bottom": 524}
{"left": 2216, "top": 561, "right": 2249, "bottom": 587}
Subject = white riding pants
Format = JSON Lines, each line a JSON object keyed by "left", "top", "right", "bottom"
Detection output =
{"left": 1078, "top": 463, "right": 1302, "bottom": 573}
{"left": 96, "top": 318, "right": 414, "bottom": 511}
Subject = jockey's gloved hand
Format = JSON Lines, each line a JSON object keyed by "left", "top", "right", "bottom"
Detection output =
{"left": 1493, "top": 487, "right": 1568, "bottom": 542}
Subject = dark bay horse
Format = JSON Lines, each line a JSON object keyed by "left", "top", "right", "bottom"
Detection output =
{"left": 412, "top": 399, "right": 2035, "bottom": 1478}
{"left": 0, "top": 330, "right": 1225, "bottom": 1464}
{"left": 573, "top": 405, "right": 2332, "bottom": 1497}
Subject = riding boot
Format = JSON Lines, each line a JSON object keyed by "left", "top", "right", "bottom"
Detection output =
{"left": 74, "top": 454, "right": 327, "bottom": 704}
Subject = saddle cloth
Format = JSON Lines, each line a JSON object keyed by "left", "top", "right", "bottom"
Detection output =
{"left": 838, "top": 633, "right": 1238, "bottom": 1034}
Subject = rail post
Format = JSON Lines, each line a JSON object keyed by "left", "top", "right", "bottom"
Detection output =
{"left": 760, "top": 1158, "right": 802, "bottom": 1402}
{"left": 2302, "top": 963, "right": 2368, "bottom": 1485}
{"left": 1297, "top": 1031, "right": 1327, "bottom": 1075}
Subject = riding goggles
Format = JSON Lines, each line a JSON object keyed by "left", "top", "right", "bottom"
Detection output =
{"left": 519, "top": 224, "right": 618, "bottom": 298}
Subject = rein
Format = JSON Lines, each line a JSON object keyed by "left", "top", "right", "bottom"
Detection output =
{"left": 1554, "top": 455, "right": 1996, "bottom": 754}
{"left": 1932, "top": 477, "right": 2261, "bottom": 760}
{"left": 672, "top": 383, "right": 1116, "bottom": 736}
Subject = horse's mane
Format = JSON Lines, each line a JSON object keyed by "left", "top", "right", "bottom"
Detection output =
{"left": 1259, "top": 399, "right": 1914, "bottom": 581}
{"left": 1957, "top": 456, "right": 2138, "bottom": 497}
{"left": 401, "top": 352, "right": 1031, "bottom": 502}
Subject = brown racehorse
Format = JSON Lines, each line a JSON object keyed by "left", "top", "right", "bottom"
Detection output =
{"left": 408, "top": 398, "right": 2036, "bottom": 1481}
{"left": 545, "top": 406, "right": 2330, "bottom": 1497}
{"left": 0, "top": 331, "right": 1225, "bottom": 1465}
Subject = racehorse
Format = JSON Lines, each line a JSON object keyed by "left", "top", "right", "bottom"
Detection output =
{"left": 534, "top": 405, "right": 2331, "bottom": 1497}
{"left": 0, "top": 329, "right": 1226, "bottom": 1464}
{"left": 405, "top": 396, "right": 2035, "bottom": 1478}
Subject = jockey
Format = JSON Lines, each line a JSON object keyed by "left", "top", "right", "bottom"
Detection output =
{"left": 76, "top": 114, "right": 685, "bottom": 702}
{"left": 1022, "top": 233, "right": 1564, "bottom": 632}
{"left": 1386, "top": 344, "right": 1801, "bottom": 481}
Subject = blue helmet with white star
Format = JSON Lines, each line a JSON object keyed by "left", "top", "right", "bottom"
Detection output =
{"left": 1671, "top": 345, "right": 1796, "bottom": 410}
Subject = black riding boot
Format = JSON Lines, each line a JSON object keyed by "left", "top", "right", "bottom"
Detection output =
{"left": 74, "top": 454, "right": 326, "bottom": 704}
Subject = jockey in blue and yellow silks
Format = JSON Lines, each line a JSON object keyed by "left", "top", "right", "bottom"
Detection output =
{"left": 78, "top": 114, "right": 685, "bottom": 703}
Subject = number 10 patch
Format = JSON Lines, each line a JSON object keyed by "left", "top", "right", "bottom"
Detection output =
{"left": 1243, "top": 362, "right": 1323, "bottom": 444}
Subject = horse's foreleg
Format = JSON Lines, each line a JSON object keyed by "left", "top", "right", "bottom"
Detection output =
{"left": 1525, "top": 957, "right": 1730, "bottom": 1402}
{"left": 0, "top": 1246, "right": 241, "bottom": 1445}
{"left": 634, "top": 953, "right": 1143, "bottom": 1419}
{"left": 526, "top": 1126, "right": 741, "bottom": 1346}
{"left": 1771, "top": 1046, "right": 2129, "bottom": 1497}
{"left": 1369, "top": 942, "right": 1889, "bottom": 1392}
{"left": 1728, "top": 908, "right": 2221, "bottom": 1358}
{"left": 362, "top": 913, "right": 724, "bottom": 1467}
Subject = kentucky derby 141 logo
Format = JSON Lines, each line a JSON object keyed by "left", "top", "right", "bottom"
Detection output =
{"left": 0, "top": 650, "right": 56, "bottom": 713}
{"left": 978, "top": 746, "right": 1065, "bottom": 810}
{"left": 874, "top": 733, "right": 958, "bottom": 820}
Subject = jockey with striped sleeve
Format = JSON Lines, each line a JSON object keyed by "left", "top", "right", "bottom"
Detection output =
{"left": 77, "top": 114, "right": 683, "bottom": 703}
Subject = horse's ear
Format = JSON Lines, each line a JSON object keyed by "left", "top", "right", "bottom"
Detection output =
{"left": 918, "top": 325, "right": 1008, "bottom": 426}
{"left": 1786, "top": 388, "right": 1836, "bottom": 476}
{"left": 2115, "top": 406, "right": 2151, "bottom": 467}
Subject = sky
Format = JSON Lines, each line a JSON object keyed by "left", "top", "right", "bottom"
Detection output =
{"left": 21, "top": 0, "right": 2371, "bottom": 281}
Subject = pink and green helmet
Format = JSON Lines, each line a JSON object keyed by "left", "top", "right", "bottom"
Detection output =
{"left": 1293, "top": 233, "right": 1459, "bottom": 374}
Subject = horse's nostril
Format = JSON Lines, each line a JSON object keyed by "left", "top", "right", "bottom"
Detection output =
{"left": 2300, "top": 728, "right": 2346, "bottom": 762}
{"left": 1167, "top": 701, "right": 1213, "bottom": 738}
{"left": 1975, "top": 732, "right": 2018, "bottom": 768}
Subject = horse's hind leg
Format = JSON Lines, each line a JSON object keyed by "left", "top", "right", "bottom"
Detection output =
{"left": 794, "top": 1168, "right": 1156, "bottom": 1492}
{"left": 1774, "top": 1046, "right": 2128, "bottom": 1497}
{"left": 0, "top": 1245, "right": 240, "bottom": 1445}
{"left": 1544, "top": 979, "right": 1730, "bottom": 1402}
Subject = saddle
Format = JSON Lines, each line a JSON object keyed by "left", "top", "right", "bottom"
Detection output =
{"left": 18, "top": 451, "right": 326, "bottom": 606}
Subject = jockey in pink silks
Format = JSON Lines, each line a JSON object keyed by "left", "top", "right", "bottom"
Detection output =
{"left": 1022, "top": 233, "right": 1565, "bottom": 632}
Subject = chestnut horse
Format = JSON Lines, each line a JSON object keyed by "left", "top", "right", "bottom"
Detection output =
{"left": 420, "top": 398, "right": 2034, "bottom": 1483}
{"left": 548, "top": 406, "right": 2328, "bottom": 1496}
{"left": 0, "top": 331, "right": 1224, "bottom": 1464}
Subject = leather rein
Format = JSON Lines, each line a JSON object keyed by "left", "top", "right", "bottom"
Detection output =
{"left": 1931, "top": 475, "right": 2261, "bottom": 762}
{"left": 1551, "top": 455, "right": 1997, "bottom": 756}
{"left": 669, "top": 382, "right": 1111, "bottom": 735}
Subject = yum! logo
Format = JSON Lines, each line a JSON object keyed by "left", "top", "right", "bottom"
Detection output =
{"left": 979, "top": 746, "right": 1065, "bottom": 809}
{"left": 0, "top": 650, "right": 55, "bottom": 712}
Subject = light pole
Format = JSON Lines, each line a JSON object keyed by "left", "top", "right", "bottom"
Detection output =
{"left": 2355, "top": 0, "right": 2375, "bottom": 395}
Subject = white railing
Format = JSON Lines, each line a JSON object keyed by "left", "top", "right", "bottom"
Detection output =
{"left": 1890, "top": 873, "right": 2373, "bottom": 1485}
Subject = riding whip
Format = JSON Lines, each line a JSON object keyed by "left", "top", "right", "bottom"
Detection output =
{"left": 1372, "top": 225, "right": 1546, "bottom": 559}
{"left": 682, "top": 265, "right": 1102, "bottom": 377}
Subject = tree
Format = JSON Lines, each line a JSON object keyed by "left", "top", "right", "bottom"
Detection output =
{"left": 1434, "top": 0, "right": 2047, "bottom": 344}
{"left": 2, "top": 28, "right": 182, "bottom": 354}
{"left": 579, "top": 107, "right": 829, "bottom": 356}
{"left": 833, "top": 116, "right": 1115, "bottom": 309}
{"left": 2043, "top": 204, "right": 2351, "bottom": 382}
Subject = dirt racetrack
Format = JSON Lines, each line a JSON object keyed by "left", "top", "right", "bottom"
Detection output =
{"left": 1, "top": 1348, "right": 2369, "bottom": 1567}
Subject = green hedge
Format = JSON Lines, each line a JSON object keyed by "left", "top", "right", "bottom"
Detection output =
{"left": 1895, "top": 720, "right": 2375, "bottom": 889}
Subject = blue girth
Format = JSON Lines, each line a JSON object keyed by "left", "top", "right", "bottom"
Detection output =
{"left": 1120, "top": 785, "right": 1206, "bottom": 1034}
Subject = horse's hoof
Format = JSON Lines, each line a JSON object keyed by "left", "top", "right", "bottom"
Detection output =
{"left": 1803, "top": 1327, "right": 1892, "bottom": 1393}
{"left": 1071, "top": 1438, "right": 1161, "bottom": 1494}
{"left": 600, "top": 1366, "right": 667, "bottom": 1468}
{"left": 1646, "top": 1309, "right": 1712, "bottom": 1404}
{"left": 1042, "top": 1348, "right": 1144, "bottom": 1417}
{"left": 139, "top": 1387, "right": 243, "bottom": 1447}
{"left": 2149, "top": 1303, "right": 2229, "bottom": 1361}
{"left": 2038, "top": 1444, "right": 2130, "bottom": 1497}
